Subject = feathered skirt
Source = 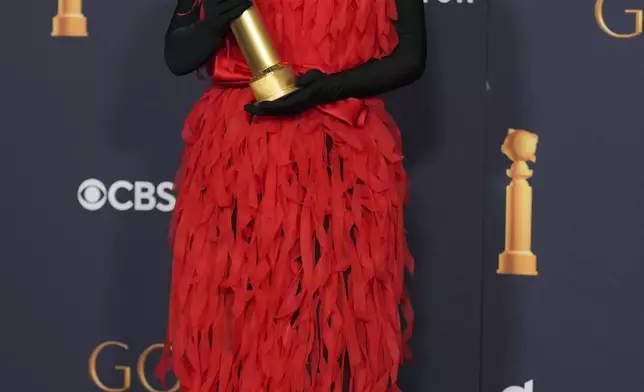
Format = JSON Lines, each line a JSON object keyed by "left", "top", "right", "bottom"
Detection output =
{"left": 159, "top": 85, "right": 414, "bottom": 392}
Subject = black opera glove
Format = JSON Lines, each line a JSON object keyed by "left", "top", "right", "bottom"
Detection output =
{"left": 244, "top": 69, "right": 331, "bottom": 116}
{"left": 164, "top": 0, "right": 252, "bottom": 76}
{"left": 202, "top": 0, "right": 253, "bottom": 35}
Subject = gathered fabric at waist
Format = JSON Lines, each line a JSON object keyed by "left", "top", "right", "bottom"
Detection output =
{"left": 211, "top": 56, "right": 377, "bottom": 128}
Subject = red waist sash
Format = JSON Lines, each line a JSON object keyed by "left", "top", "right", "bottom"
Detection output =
{"left": 213, "top": 57, "right": 370, "bottom": 128}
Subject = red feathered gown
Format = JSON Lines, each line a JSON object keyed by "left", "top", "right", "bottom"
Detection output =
{"left": 160, "top": 0, "right": 414, "bottom": 390}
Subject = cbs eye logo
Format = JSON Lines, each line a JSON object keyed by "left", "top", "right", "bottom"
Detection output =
{"left": 78, "top": 179, "right": 108, "bottom": 211}
{"left": 77, "top": 179, "right": 176, "bottom": 212}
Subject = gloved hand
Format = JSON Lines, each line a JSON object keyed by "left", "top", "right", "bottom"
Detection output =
{"left": 202, "top": 0, "right": 253, "bottom": 35}
{"left": 244, "top": 69, "right": 331, "bottom": 116}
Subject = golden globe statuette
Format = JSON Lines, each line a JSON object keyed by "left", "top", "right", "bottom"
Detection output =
{"left": 230, "top": 5, "right": 298, "bottom": 102}
{"left": 498, "top": 129, "right": 539, "bottom": 276}
{"left": 52, "top": 0, "right": 88, "bottom": 37}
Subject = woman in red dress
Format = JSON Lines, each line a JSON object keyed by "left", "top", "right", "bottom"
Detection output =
{"left": 158, "top": 0, "right": 425, "bottom": 389}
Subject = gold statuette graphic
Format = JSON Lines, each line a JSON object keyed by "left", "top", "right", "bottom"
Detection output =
{"left": 498, "top": 128, "right": 539, "bottom": 276}
{"left": 231, "top": 6, "right": 297, "bottom": 102}
{"left": 52, "top": 0, "right": 88, "bottom": 37}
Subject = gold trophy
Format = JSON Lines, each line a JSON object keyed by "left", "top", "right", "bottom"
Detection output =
{"left": 52, "top": 0, "right": 88, "bottom": 37}
{"left": 498, "top": 128, "right": 539, "bottom": 276}
{"left": 230, "top": 5, "right": 298, "bottom": 102}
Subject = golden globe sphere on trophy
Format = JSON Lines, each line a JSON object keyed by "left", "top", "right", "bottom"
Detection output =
{"left": 52, "top": 0, "right": 88, "bottom": 37}
{"left": 497, "top": 128, "right": 539, "bottom": 276}
{"left": 230, "top": 5, "right": 298, "bottom": 102}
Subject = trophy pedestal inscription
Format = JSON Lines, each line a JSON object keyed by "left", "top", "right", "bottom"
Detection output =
{"left": 250, "top": 64, "right": 298, "bottom": 102}
{"left": 231, "top": 6, "right": 297, "bottom": 102}
{"left": 52, "top": 0, "right": 87, "bottom": 37}
{"left": 497, "top": 129, "right": 539, "bottom": 276}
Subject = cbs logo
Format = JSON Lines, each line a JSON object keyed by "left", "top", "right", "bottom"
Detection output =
{"left": 89, "top": 341, "right": 179, "bottom": 392}
{"left": 77, "top": 179, "right": 175, "bottom": 212}
{"left": 595, "top": 0, "right": 643, "bottom": 38}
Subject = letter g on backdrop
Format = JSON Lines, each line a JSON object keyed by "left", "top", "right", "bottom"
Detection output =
{"left": 595, "top": 0, "right": 643, "bottom": 38}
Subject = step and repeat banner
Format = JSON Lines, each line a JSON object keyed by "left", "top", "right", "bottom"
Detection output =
{"left": 483, "top": 1, "right": 644, "bottom": 391}
{"left": 1, "top": 0, "right": 643, "bottom": 391}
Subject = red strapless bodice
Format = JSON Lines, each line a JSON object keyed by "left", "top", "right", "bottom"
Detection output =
{"left": 210, "top": 0, "right": 399, "bottom": 76}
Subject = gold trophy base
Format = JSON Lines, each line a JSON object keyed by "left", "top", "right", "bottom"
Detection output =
{"left": 498, "top": 251, "right": 538, "bottom": 276}
{"left": 250, "top": 64, "right": 298, "bottom": 102}
{"left": 52, "top": 15, "right": 88, "bottom": 37}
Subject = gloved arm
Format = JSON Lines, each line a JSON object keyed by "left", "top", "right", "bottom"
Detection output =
{"left": 165, "top": 0, "right": 252, "bottom": 76}
{"left": 245, "top": 0, "right": 426, "bottom": 116}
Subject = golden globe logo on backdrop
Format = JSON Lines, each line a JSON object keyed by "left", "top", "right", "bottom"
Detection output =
{"left": 497, "top": 129, "right": 538, "bottom": 277}
{"left": 595, "top": 0, "right": 643, "bottom": 38}
{"left": 89, "top": 341, "right": 179, "bottom": 392}
{"left": 52, "top": 0, "right": 88, "bottom": 37}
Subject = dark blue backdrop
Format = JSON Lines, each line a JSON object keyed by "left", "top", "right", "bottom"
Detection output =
{"left": 1, "top": 0, "right": 643, "bottom": 391}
